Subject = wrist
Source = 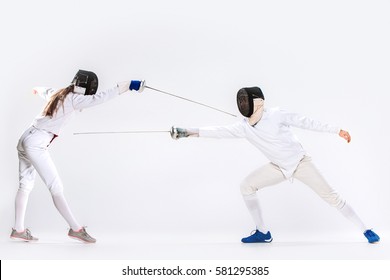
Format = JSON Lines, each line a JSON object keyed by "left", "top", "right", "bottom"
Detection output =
{"left": 117, "top": 81, "right": 131, "bottom": 94}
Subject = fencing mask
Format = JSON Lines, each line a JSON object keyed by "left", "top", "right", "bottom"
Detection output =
{"left": 236, "top": 87, "right": 264, "bottom": 117}
{"left": 71, "top": 70, "right": 98, "bottom": 95}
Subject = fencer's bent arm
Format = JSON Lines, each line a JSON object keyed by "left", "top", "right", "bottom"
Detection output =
{"left": 199, "top": 121, "right": 246, "bottom": 138}
{"left": 281, "top": 111, "right": 340, "bottom": 134}
{"left": 33, "top": 87, "right": 58, "bottom": 100}
{"left": 283, "top": 110, "right": 351, "bottom": 142}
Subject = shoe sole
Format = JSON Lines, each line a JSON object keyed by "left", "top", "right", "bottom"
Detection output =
{"left": 242, "top": 237, "right": 273, "bottom": 243}
{"left": 68, "top": 235, "right": 96, "bottom": 244}
{"left": 10, "top": 236, "right": 38, "bottom": 242}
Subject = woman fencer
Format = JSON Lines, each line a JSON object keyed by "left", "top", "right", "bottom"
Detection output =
{"left": 171, "top": 86, "right": 380, "bottom": 244}
{"left": 11, "top": 70, "right": 144, "bottom": 243}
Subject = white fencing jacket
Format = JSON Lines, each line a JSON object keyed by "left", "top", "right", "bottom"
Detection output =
{"left": 199, "top": 107, "right": 341, "bottom": 178}
{"left": 32, "top": 86, "right": 121, "bottom": 135}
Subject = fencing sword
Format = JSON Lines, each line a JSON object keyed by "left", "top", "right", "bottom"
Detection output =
{"left": 74, "top": 83, "right": 237, "bottom": 136}
{"left": 144, "top": 85, "right": 237, "bottom": 118}
{"left": 73, "top": 130, "right": 170, "bottom": 136}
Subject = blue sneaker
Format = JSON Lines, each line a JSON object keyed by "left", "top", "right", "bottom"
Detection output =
{"left": 241, "top": 230, "right": 273, "bottom": 243}
{"left": 364, "top": 229, "right": 380, "bottom": 243}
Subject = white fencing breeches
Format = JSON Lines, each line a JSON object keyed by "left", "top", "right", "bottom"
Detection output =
{"left": 17, "top": 127, "right": 63, "bottom": 195}
{"left": 240, "top": 156, "right": 369, "bottom": 232}
{"left": 14, "top": 126, "right": 81, "bottom": 231}
{"left": 240, "top": 156, "right": 345, "bottom": 209}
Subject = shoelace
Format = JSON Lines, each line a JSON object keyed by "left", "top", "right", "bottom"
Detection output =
{"left": 80, "top": 229, "right": 89, "bottom": 237}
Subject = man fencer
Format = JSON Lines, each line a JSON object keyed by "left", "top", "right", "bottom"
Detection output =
{"left": 171, "top": 86, "right": 380, "bottom": 243}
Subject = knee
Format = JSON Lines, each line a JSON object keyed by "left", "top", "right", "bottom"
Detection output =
{"left": 47, "top": 178, "right": 64, "bottom": 195}
{"left": 19, "top": 177, "right": 35, "bottom": 194}
{"left": 323, "top": 191, "right": 345, "bottom": 210}
{"left": 18, "top": 185, "right": 33, "bottom": 195}
{"left": 240, "top": 179, "right": 257, "bottom": 196}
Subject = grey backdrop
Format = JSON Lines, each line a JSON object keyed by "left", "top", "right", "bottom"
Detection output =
{"left": 1, "top": 0, "right": 389, "bottom": 240}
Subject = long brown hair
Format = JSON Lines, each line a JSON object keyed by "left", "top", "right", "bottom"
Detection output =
{"left": 43, "top": 84, "right": 74, "bottom": 117}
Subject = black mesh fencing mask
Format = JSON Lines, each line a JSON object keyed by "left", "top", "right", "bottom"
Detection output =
{"left": 71, "top": 70, "right": 99, "bottom": 95}
{"left": 236, "top": 87, "right": 264, "bottom": 117}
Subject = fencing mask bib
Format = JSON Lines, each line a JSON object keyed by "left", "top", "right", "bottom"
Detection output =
{"left": 71, "top": 70, "right": 98, "bottom": 95}
{"left": 236, "top": 87, "right": 264, "bottom": 117}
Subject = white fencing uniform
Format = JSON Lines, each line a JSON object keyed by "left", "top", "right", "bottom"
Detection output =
{"left": 14, "top": 86, "right": 122, "bottom": 232}
{"left": 199, "top": 107, "right": 367, "bottom": 233}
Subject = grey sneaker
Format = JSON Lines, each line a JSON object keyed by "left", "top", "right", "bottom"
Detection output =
{"left": 10, "top": 228, "right": 39, "bottom": 242}
{"left": 68, "top": 227, "right": 96, "bottom": 243}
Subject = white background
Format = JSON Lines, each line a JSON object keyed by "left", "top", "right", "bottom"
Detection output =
{"left": 0, "top": 0, "right": 389, "bottom": 259}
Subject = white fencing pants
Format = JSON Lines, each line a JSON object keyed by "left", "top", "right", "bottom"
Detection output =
{"left": 14, "top": 127, "right": 81, "bottom": 231}
{"left": 240, "top": 156, "right": 367, "bottom": 232}
{"left": 241, "top": 156, "right": 345, "bottom": 208}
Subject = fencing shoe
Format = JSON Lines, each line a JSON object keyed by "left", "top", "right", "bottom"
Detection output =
{"left": 364, "top": 229, "right": 380, "bottom": 243}
{"left": 241, "top": 230, "right": 273, "bottom": 243}
{"left": 68, "top": 227, "right": 96, "bottom": 243}
{"left": 10, "top": 228, "right": 38, "bottom": 242}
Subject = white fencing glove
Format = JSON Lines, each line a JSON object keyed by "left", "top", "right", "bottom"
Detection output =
{"left": 170, "top": 126, "right": 190, "bottom": 140}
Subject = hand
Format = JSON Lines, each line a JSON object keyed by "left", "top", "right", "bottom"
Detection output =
{"left": 129, "top": 80, "right": 145, "bottom": 92}
{"left": 339, "top": 129, "right": 351, "bottom": 143}
{"left": 170, "top": 126, "right": 189, "bottom": 140}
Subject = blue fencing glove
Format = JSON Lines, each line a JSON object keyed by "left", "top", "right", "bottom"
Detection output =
{"left": 129, "top": 80, "right": 145, "bottom": 92}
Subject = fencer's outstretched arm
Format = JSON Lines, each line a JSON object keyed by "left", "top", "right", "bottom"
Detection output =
{"left": 281, "top": 110, "right": 351, "bottom": 143}
{"left": 72, "top": 80, "right": 145, "bottom": 110}
{"left": 281, "top": 110, "right": 341, "bottom": 133}
{"left": 33, "top": 80, "right": 144, "bottom": 103}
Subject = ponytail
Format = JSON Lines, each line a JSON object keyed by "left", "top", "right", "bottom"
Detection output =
{"left": 43, "top": 84, "right": 74, "bottom": 117}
